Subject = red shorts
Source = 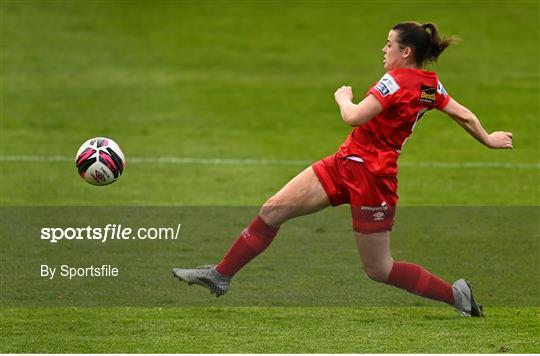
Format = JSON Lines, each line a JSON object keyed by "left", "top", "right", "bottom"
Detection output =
{"left": 312, "top": 153, "right": 398, "bottom": 233}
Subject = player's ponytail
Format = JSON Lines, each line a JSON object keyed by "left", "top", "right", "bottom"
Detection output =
{"left": 421, "top": 23, "right": 454, "bottom": 64}
{"left": 392, "top": 22, "right": 458, "bottom": 67}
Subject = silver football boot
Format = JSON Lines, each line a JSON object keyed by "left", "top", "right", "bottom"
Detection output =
{"left": 452, "top": 279, "right": 484, "bottom": 317}
{"left": 172, "top": 264, "right": 231, "bottom": 297}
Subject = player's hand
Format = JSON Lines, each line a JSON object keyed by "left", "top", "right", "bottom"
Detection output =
{"left": 487, "top": 131, "right": 513, "bottom": 149}
{"left": 335, "top": 86, "right": 354, "bottom": 102}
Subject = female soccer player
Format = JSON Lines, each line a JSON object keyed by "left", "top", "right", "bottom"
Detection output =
{"left": 173, "top": 22, "right": 512, "bottom": 317}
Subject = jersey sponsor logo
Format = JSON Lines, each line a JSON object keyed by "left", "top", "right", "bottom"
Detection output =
{"left": 419, "top": 86, "right": 436, "bottom": 104}
{"left": 375, "top": 73, "right": 400, "bottom": 97}
{"left": 437, "top": 80, "right": 448, "bottom": 97}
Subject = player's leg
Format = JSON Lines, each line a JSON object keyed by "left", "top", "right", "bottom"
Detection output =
{"left": 259, "top": 166, "right": 332, "bottom": 227}
{"left": 355, "top": 231, "right": 483, "bottom": 316}
{"left": 354, "top": 231, "right": 394, "bottom": 283}
{"left": 215, "top": 166, "right": 330, "bottom": 276}
{"left": 172, "top": 166, "right": 331, "bottom": 296}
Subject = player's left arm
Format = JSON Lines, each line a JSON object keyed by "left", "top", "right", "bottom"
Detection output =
{"left": 334, "top": 86, "right": 382, "bottom": 126}
{"left": 440, "top": 98, "right": 513, "bottom": 149}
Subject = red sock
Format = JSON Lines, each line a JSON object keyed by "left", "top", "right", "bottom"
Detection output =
{"left": 215, "top": 215, "right": 279, "bottom": 277}
{"left": 386, "top": 261, "right": 455, "bottom": 305}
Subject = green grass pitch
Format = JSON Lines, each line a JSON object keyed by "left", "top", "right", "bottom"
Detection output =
{"left": 1, "top": 0, "right": 539, "bottom": 353}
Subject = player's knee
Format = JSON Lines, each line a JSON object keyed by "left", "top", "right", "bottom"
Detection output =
{"left": 362, "top": 264, "right": 390, "bottom": 283}
{"left": 259, "top": 195, "right": 290, "bottom": 226}
{"left": 260, "top": 194, "right": 281, "bottom": 216}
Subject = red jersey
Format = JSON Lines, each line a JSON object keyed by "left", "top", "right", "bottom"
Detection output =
{"left": 337, "top": 68, "right": 451, "bottom": 176}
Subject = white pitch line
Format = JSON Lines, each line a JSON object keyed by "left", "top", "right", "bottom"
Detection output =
{"left": 0, "top": 155, "right": 539, "bottom": 169}
{"left": 0, "top": 155, "right": 309, "bottom": 166}
{"left": 399, "top": 161, "right": 540, "bottom": 169}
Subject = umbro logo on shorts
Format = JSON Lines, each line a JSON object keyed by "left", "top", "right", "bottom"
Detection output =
{"left": 373, "top": 212, "right": 385, "bottom": 221}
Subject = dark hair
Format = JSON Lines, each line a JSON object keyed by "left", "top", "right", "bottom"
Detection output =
{"left": 391, "top": 22, "right": 457, "bottom": 67}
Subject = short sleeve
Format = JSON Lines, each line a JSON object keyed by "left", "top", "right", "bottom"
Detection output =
{"left": 368, "top": 72, "right": 401, "bottom": 111}
{"left": 435, "top": 79, "right": 451, "bottom": 110}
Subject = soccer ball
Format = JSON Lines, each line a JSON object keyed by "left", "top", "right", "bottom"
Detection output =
{"left": 75, "top": 137, "right": 125, "bottom": 185}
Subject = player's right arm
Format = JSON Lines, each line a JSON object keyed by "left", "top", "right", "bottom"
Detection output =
{"left": 440, "top": 98, "right": 513, "bottom": 149}
{"left": 334, "top": 86, "right": 382, "bottom": 126}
